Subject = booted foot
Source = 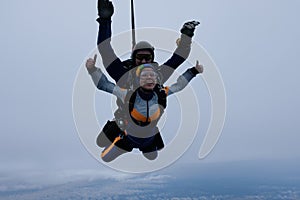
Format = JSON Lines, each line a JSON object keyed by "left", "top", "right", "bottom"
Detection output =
{"left": 143, "top": 151, "right": 158, "bottom": 160}
{"left": 96, "top": 132, "right": 111, "bottom": 147}
{"left": 101, "top": 145, "right": 127, "bottom": 162}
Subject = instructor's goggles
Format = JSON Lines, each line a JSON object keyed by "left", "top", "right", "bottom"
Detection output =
{"left": 135, "top": 54, "right": 153, "bottom": 61}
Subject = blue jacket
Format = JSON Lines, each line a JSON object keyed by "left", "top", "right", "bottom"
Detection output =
{"left": 88, "top": 66, "right": 198, "bottom": 137}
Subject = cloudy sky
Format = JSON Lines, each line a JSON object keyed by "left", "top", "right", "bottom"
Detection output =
{"left": 1, "top": 0, "right": 300, "bottom": 190}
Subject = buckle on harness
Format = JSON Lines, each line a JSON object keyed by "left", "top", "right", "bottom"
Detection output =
{"left": 116, "top": 118, "right": 128, "bottom": 131}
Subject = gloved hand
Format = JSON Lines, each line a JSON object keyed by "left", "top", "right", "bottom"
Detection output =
{"left": 189, "top": 60, "right": 204, "bottom": 75}
{"left": 98, "top": 0, "right": 114, "bottom": 19}
{"left": 86, "top": 54, "right": 97, "bottom": 73}
{"left": 180, "top": 21, "right": 200, "bottom": 37}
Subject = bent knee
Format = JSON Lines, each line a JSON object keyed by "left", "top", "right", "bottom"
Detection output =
{"left": 143, "top": 151, "right": 158, "bottom": 160}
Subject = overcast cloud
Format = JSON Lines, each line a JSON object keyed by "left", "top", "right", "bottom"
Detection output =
{"left": 0, "top": 0, "right": 300, "bottom": 178}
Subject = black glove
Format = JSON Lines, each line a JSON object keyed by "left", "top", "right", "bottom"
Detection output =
{"left": 180, "top": 21, "right": 200, "bottom": 37}
{"left": 98, "top": 0, "right": 114, "bottom": 19}
{"left": 189, "top": 67, "right": 200, "bottom": 75}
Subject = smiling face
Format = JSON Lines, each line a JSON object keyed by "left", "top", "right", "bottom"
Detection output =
{"left": 139, "top": 67, "right": 158, "bottom": 90}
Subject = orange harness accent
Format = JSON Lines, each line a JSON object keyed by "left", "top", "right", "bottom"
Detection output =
{"left": 130, "top": 108, "right": 161, "bottom": 122}
{"left": 164, "top": 86, "right": 170, "bottom": 96}
{"left": 100, "top": 131, "right": 127, "bottom": 158}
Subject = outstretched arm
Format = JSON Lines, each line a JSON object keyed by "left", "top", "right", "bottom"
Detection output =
{"left": 158, "top": 21, "right": 200, "bottom": 84}
{"left": 96, "top": 0, "right": 129, "bottom": 83}
{"left": 97, "top": 0, "right": 114, "bottom": 44}
{"left": 167, "top": 60, "right": 203, "bottom": 96}
{"left": 86, "top": 55, "right": 127, "bottom": 101}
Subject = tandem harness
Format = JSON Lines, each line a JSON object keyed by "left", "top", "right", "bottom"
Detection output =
{"left": 99, "top": 84, "right": 167, "bottom": 158}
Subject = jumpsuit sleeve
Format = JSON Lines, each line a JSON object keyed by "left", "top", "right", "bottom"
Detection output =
{"left": 96, "top": 18, "right": 130, "bottom": 83}
{"left": 157, "top": 34, "right": 192, "bottom": 84}
{"left": 88, "top": 67, "right": 127, "bottom": 103}
{"left": 167, "top": 67, "right": 199, "bottom": 96}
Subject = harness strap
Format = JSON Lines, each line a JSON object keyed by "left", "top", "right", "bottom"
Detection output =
{"left": 101, "top": 131, "right": 127, "bottom": 158}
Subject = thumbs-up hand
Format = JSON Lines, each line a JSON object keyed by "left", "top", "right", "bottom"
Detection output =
{"left": 195, "top": 60, "right": 204, "bottom": 74}
{"left": 86, "top": 54, "right": 97, "bottom": 72}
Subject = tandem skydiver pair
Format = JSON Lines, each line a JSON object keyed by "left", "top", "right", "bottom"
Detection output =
{"left": 86, "top": 0, "right": 203, "bottom": 162}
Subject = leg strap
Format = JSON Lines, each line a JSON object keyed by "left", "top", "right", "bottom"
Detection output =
{"left": 101, "top": 135, "right": 122, "bottom": 158}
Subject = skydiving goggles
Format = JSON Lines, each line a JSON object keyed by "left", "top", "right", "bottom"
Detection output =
{"left": 135, "top": 54, "right": 153, "bottom": 62}
{"left": 139, "top": 70, "right": 158, "bottom": 79}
